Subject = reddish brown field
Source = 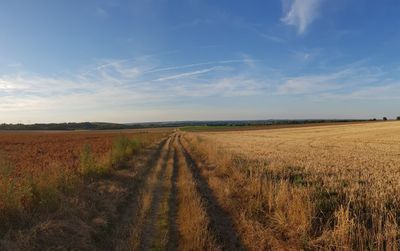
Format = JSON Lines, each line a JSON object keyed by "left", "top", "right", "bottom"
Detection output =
{"left": 0, "top": 129, "right": 164, "bottom": 172}
{"left": 0, "top": 129, "right": 172, "bottom": 250}
{"left": 0, "top": 129, "right": 170, "bottom": 225}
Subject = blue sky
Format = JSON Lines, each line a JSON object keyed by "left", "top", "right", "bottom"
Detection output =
{"left": 1, "top": 0, "right": 400, "bottom": 123}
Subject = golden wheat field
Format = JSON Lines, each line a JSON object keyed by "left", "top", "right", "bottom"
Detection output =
{"left": 183, "top": 121, "right": 400, "bottom": 250}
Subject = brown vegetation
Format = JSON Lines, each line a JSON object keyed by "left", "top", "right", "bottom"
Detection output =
{"left": 0, "top": 129, "right": 169, "bottom": 250}
{"left": 0, "top": 129, "right": 164, "bottom": 171}
{"left": 174, "top": 136, "right": 221, "bottom": 251}
{"left": 182, "top": 121, "right": 400, "bottom": 250}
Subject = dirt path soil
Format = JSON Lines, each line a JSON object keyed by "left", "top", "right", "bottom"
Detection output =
{"left": 112, "top": 132, "right": 245, "bottom": 250}
{"left": 138, "top": 138, "right": 174, "bottom": 250}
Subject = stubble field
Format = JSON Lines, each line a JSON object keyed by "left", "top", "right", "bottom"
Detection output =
{"left": 184, "top": 121, "right": 400, "bottom": 250}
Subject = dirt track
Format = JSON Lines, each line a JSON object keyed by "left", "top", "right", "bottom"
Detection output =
{"left": 107, "top": 133, "right": 244, "bottom": 251}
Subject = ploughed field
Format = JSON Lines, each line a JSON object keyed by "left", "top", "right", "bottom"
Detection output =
{"left": 2, "top": 122, "right": 400, "bottom": 250}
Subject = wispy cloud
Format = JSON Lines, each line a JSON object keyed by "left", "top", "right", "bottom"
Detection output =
{"left": 96, "top": 7, "right": 109, "bottom": 18}
{"left": 321, "top": 83, "right": 400, "bottom": 100}
{"left": 0, "top": 56, "right": 260, "bottom": 118}
{"left": 171, "top": 77, "right": 263, "bottom": 97}
{"left": 277, "top": 64, "right": 390, "bottom": 96}
{"left": 170, "top": 18, "right": 212, "bottom": 31}
{"left": 259, "top": 33, "right": 287, "bottom": 43}
{"left": 156, "top": 67, "right": 221, "bottom": 81}
{"left": 278, "top": 73, "right": 344, "bottom": 95}
{"left": 7, "top": 62, "right": 23, "bottom": 68}
{"left": 281, "top": 0, "right": 323, "bottom": 34}
{"left": 145, "top": 59, "right": 248, "bottom": 74}
{"left": 2, "top": 52, "right": 398, "bottom": 123}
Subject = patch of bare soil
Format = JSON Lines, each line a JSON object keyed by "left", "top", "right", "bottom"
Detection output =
{"left": 138, "top": 138, "right": 174, "bottom": 250}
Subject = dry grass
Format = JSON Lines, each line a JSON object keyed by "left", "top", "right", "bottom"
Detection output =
{"left": 0, "top": 130, "right": 168, "bottom": 237}
{"left": 183, "top": 121, "right": 400, "bottom": 250}
{"left": 174, "top": 138, "right": 220, "bottom": 251}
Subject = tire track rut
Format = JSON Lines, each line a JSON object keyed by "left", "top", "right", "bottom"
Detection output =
{"left": 166, "top": 141, "right": 180, "bottom": 251}
{"left": 111, "top": 133, "right": 245, "bottom": 251}
{"left": 176, "top": 135, "right": 245, "bottom": 251}
{"left": 112, "top": 137, "right": 171, "bottom": 250}
{"left": 138, "top": 136, "right": 175, "bottom": 250}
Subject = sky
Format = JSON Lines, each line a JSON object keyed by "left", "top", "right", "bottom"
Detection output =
{"left": 1, "top": 0, "right": 400, "bottom": 123}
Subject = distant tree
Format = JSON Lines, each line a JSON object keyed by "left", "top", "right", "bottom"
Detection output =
{"left": 372, "top": 118, "right": 377, "bottom": 121}
{"left": 397, "top": 116, "right": 400, "bottom": 120}
{"left": 383, "top": 117, "right": 388, "bottom": 121}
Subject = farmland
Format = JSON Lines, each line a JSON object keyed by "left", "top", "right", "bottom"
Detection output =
{"left": 0, "top": 129, "right": 170, "bottom": 250}
{"left": 184, "top": 121, "right": 400, "bottom": 250}
{"left": 0, "top": 129, "right": 168, "bottom": 171}
{"left": 1, "top": 122, "right": 400, "bottom": 250}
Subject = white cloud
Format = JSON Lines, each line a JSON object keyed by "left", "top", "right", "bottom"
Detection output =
{"left": 145, "top": 59, "right": 248, "bottom": 74}
{"left": 277, "top": 69, "right": 349, "bottom": 95}
{"left": 171, "top": 77, "right": 262, "bottom": 97}
{"left": 321, "top": 84, "right": 400, "bottom": 100}
{"left": 3, "top": 53, "right": 395, "bottom": 123}
{"left": 278, "top": 76, "right": 340, "bottom": 95}
{"left": 276, "top": 64, "right": 391, "bottom": 96}
{"left": 281, "top": 0, "right": 323, "bottom": 34}
{"left": 156, "top": 67, "right": 219, "bottom": 81}
{"left": 0, "top": 57, "right": 261, "bottom": 122}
